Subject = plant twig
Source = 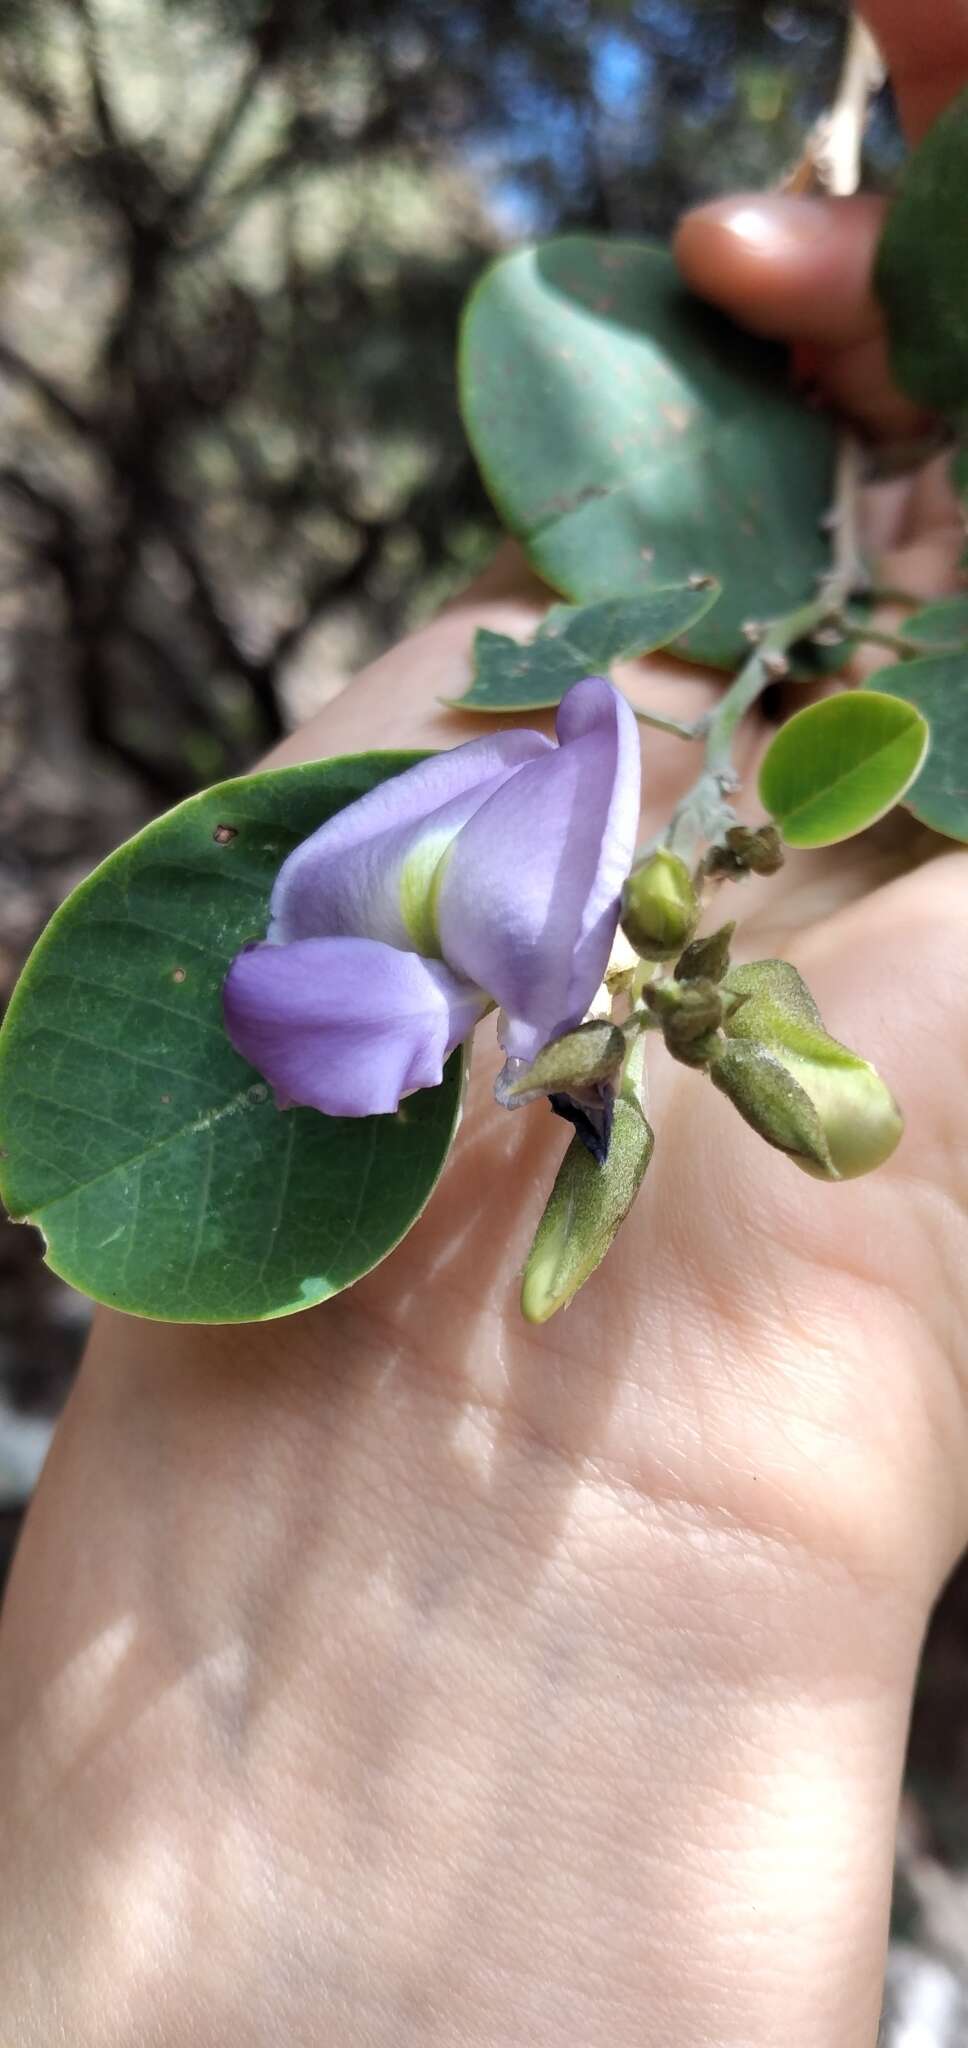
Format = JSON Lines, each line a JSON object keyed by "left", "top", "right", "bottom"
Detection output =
{"left": 843, "top": 625, "right": 968, "bottom": 659}
{"left": 820, "top": 434, "right": 868, "bottom": 603}
{"left": 866, "top": 585, "right": 923, "bottom": 610}
{"left": 647, "top": 12, "right": 885, "bottom": 869}
{"left": 783, "top": 16, "right": 884, "bottom": 197}
{"left": 632, "top": 706, "right": 711, "bottom": 742}
{"left": 787, "top": 15, "right": 884, "bottom": 600}
{"left": 659, "top": 589, "right": 845, "bottom": 864}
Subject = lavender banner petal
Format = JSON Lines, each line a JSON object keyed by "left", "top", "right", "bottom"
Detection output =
{"left": 224, "top": 936, "right": 486, "bottom": 1117}
{"left": 271, "top": 731, "right": 552, "bottom": 952}
{"left": 436, "top": 678, "right": 641, "bottom": 1060}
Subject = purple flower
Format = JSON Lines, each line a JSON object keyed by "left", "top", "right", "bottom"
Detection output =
{"left": 223, "top": 677, "right": 641, "bottom": 1118}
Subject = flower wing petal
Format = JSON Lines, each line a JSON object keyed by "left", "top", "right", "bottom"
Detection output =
{"left": 223, "top": 937, "right": 485, "bottom": 1117}
{"left": 436, "top": 678, "right": 641, "bottom": 1061}
{"left": 270, "top": 732, "right": 552, "bottom": 950}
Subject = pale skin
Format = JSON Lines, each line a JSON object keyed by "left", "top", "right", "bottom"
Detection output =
{"left": 1, "top": 2, "right": 967, "bottom": 2040}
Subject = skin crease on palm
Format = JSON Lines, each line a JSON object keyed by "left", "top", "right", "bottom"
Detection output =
{"left": 2, "top": 3, "right": 968, "bottom": 2044}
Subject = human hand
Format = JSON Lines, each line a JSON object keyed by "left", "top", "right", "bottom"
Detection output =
{"left": 1, "top": 5, "right": 966, "bottom": 2043}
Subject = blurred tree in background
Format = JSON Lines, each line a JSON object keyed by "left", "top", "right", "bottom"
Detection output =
{"left": 0, "top": 0, "right": 883, "bottom": 820}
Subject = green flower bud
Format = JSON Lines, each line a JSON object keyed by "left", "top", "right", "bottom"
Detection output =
{"left": 644, "top": 974, "right": 723, "bottom": 1068}
{"left": 521, "top": 1097, "right": 654, "bottom": 1322}
{"left": 504, "top": 1021, "right": 627, "bottom": 1103}
{"left": 714, "top": 959, "right": 903, "bottom": 1180}
{"left": 780, "top": 1052, "right": 903, "bottom": 1179}
{"left": 621, "top": 850, "right": 699, "bottom": 960}
{"left": 711, "top": 1041, "right": 837, "bottom": 1176}
{"left": 675, "top": 921, "right": 735, "bottom": 985}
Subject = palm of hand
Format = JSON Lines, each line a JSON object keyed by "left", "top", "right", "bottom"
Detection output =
{"left": 312, "top": 470, "right": 968, "bottom": 1588}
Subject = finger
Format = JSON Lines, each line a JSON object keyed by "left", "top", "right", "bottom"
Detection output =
{"left": 673, "top": 193, "right": 926, "bottom": 440}
{"left": 674, "top": 0, "right": 968, "bottom": 443}
{"left": 859, "top": 0, "right": 968, "bottom": 141}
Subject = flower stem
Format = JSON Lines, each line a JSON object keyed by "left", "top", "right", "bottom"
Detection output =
{"left": 620, "top": 1018, "right": 649, "bottom": 1113}
{"left": 638, "top": 9, "right": 883, "bottom": 870}
{"left": 654, "top": 589, "right": 841, "bottom": 864}
{"left": 633, "top": 10, "right": 883, "bottom": 873}
{"left": 865, "top": 585, "right": 922, "bottom": 610}
{"left": 632, "top": 706, "right": 711, "bottom": 741}
{"left": 841, "top": 624, "right": 968, "bottom": 660}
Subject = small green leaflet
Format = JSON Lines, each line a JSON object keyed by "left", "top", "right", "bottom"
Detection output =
{"left": 871, "top": 645, "right": 968, "bottom": 843}
{"left": 451, "top": 584, "right": 720, "bottom": 713}
{"left": 759, "top": 691, "right": 930, "bottom": 849}
{"left": 460, "top": 236, "right": 837, "bottom": 670}
{"left": 0, "top": 756, "right": 464, "bottom": 1324}
{"left": 875, "top": 86, "right": 968, "bottom": 413}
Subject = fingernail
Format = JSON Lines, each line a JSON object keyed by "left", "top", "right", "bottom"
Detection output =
{"left": 684, "top": 195, "right": 832, "bottom": 254}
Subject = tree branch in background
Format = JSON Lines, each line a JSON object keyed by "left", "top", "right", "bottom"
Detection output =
{"left": 0, "top": 466, "right": 231, "bottom": 802}
{"left": 62, "top": 0, "right": 124, "bottom": 155}
{"left": 171, "top": 48, "right": 267, "bottom": 224}
{"left": 157, "top": 506, "right": 283, "bottom": 741}
{"left": 0, "top": 337, "right": 97, "bottom": 442}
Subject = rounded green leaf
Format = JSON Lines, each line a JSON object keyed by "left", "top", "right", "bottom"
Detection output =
{"left": 758, "top": 691, "right": 930, "bottom": 848}
{"left": 871, "top": 653, "right": 968, "bottom": 842}
{"left": 874, "top": 86, "right": 968, "bottom": 412}
{"left": 0, "top": 757, "right": 465, "bottom": 1324}
{"left": 459, "top": 236, "right": 837, "bottom": 670}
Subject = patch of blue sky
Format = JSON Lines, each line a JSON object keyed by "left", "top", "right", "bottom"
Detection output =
{"left": 591, "top": 28, "right": 652, "bottom": 113}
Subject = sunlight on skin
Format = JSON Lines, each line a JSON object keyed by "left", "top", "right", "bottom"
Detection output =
{"left": 3, "top": 2, "right": 968, "bottom": 2038}
{"left": 2, "top": 452, "right": 964, "bottom": 2048}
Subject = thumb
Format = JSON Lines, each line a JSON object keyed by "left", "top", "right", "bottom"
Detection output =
{"left": 673, "top": 192, "right": 927, "bottom": 442}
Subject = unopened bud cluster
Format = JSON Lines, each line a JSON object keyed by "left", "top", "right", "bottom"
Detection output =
{"left": 629, "top": 846, "right": 904, "bottom": 1183}
{"left": 705, "top": 823, "right": 784, "bottom": 880}
{"left": 521, "top": 811, "right": 903, "bottom": 1322}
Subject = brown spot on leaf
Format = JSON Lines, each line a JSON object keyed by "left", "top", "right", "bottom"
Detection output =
{"left": 542, "top": 482, "right": 608, "bottom": 519}
{"left": 213, "top": 823, "right": 238, "bottom": 845}
{"left": 172, "top": 967, "right": 187, "bottom": 984}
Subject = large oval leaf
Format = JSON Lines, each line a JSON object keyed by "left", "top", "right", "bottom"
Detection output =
{"left": 0, "top": 758, "right": 464, "bottom": 1324}
{"left": 875, "top": 87, "right": 968, "bottom": 413}
{"left": 459, "top": 236, "right": 837, "bottom": 670}
{"left": 759, "top": 691, "right": 930, "bottom": 848}
{"left": 872, "top": 652, "right": 968, "bottom": 842}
